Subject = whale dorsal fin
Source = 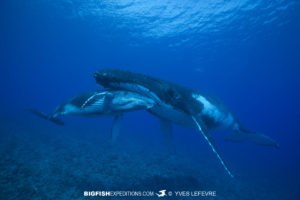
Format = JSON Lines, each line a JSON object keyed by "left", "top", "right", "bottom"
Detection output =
{"left": 191, "top": 116, "right": 234, "bottom": 178}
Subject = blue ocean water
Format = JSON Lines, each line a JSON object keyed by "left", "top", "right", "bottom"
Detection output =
{"left": 0, "top": 0, "right": 299, "bottom": 199}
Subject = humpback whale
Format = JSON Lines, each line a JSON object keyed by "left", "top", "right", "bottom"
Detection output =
{"left": 94, "top": 69, "right": 279, "bottom": 177}
{"left": 27, "top": 90, "right": 155, "bottom": 141}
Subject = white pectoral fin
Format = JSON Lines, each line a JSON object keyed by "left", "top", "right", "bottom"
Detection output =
{"left": 159, "top": 118, "right": 175, "bottom": 153}
{"left": 111, "top": 114, "right": 123, "bottom": 143}
{"left": 226, "top": 131, "right": 280, "bottom": 149}
{"left": 103, "top": 93, "right": 114, "bottom": 111}
{"left": 191, "top": 116, "right": 234, "bottom": 178}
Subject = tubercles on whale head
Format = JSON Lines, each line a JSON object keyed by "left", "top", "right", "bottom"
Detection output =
{"left": 94, "top": 69, "right": 136, "bottom": 88}
{"left": 53, "top": 103, "right": 80, "bottom": 117}
{"left": 94, "top": 70, "right": 117, "bottom": 87}
{"left": 94, "top": 69, "right": 120, "bottom": 80}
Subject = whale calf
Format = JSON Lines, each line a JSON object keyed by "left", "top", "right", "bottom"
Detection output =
{"left": 94, "top": 69, "right": 279, "bottom": 177}
{"left": 27, "top": 90, "right": 155, "bottom": 141}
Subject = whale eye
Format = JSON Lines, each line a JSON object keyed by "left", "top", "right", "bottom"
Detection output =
{"left": 167, "top": 88, "right": 180, "bottom": 100}
{"left": 167, "top": 88, "right": 174, "bottom": 97}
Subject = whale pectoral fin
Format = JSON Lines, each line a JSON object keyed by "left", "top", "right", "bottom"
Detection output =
{"left": 103, "top": 93, "right": 114, "bottom": 111}
{"left": 111, "top": 114, "right": 123, "bottom": 143}
{"left": 159, "top": 118, "right": 176, "bottom": 153}
{"left": 226, "top": 131, "right": 280, "bottom": 149}
{"left": 191, "top": 116, "right": 234, "bottom": 178}
{"left": 25, "top": 109, "right": 64, "bottom": 126}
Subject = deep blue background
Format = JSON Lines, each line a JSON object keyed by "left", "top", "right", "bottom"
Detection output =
{"left": 0, "top": 0, "right": 299, "bottom": 198}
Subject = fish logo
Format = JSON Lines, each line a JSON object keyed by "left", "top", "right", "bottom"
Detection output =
{"left": 156, "top": 190, "right": 167, "bottom": 197}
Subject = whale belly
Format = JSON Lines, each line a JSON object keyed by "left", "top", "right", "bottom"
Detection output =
{"left": 149, "top": 102, "right": 196, "bottom": 129}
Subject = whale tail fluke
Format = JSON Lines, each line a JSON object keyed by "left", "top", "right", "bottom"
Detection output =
{"left": 25, "top": 109, "right": 64, "bottom": 126}
{"left": 225, "top": 129, "right": 279, "bottom": 149}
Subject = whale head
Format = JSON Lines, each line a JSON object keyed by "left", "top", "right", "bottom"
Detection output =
{"left": 52, "top": 103, "right": 81, "bottom": 117}
{"left": 51, "top": 91, "right": 100, "bottom": 118}
{"left": 94, "top": 69, "right": 120, "bottom": 87}
{"left": 94, "top": 69, "right": 141, "bottom": 89}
